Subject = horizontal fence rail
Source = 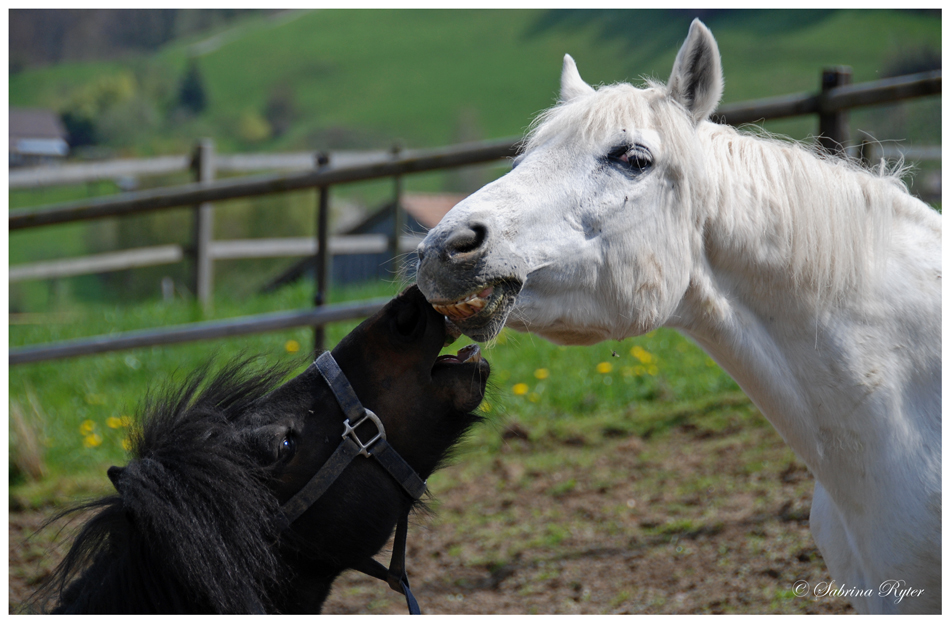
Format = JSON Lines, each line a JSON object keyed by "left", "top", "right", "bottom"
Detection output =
{"left": 9, "top": 138, "right": 521, "bottom": 231}
{"left": 9, "top": 235, "right": 425, "bottom": 282}
{"left": 9, "top": 298, "right": 389, "bottom": 365}
{"left": 9, "top": 245, "right": 184, "bottom": 282}
{"left": 8, "top": 150, "right": 394, "bottom": 189}
{"left": 713, "top": 69, "right": 940, "bottom": 125}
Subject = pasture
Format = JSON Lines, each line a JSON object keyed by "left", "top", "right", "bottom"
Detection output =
{"left": 11, "top": 280, "right": 849, "bottom": 613}
{"left": 9, "top": 8, "right": 939, "bottom": 613}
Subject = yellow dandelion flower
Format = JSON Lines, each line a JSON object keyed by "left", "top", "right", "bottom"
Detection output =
{"left": 630, "top": 345, "right": 654, "bottom": 364}
{"left": 83, "top": 433, "right": 103, "bottom": 448}
{"left": 79, "top": 420, "right": 96, "bottom": 436}
{"left": 479, "top": 402, "right": 492, "bottom": 413}
{"left": 122, "top": 438, "right": 132, "bottom": 451}
{"left": 285, "top": 339, "right": 301, "bottom": 354}
{"left": 512, "top": 383, "right": 529, "bottom": 396}
{"left": 534, "top": 368, "right": 550, "bottom": 380}
{"left": 596, "top": 362, "right": 613, "bottom": 374}
{"left": 106, "top": 416, "right": 123, "bottom": 429}
{"left": 120, "top": 415, "right": 133, "bottom": 427}
{"left": 647, "top": 365, "right": 660, "bottom": 376}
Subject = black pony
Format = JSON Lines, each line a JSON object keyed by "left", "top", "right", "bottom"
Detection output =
{"left": 31, "top": 286, "right": 489, "bottom": 613}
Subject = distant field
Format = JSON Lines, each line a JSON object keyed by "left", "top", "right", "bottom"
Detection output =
{"left": 10, "top": 10, "right": 940, "bottom": 152}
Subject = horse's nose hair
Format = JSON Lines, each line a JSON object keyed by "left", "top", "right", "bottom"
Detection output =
{"left": 444, "top": 222, "right": 488, "bottom": 257}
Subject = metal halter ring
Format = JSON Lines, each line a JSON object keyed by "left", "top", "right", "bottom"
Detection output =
{"left": 343, "top": 409, "right": 386, "bottom": 458}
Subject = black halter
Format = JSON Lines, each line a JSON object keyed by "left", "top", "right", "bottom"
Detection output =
{"left": 279, "top": 351, "right": 427, "bottom": 614}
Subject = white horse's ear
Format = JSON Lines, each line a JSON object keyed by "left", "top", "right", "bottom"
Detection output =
{"left": 667, "top": 19, "right": 723, "bottom": 123}
{"left": 560, "top": 54, "right": 595, "bottom": 102}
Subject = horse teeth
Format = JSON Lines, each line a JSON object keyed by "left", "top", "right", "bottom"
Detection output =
{"left": 432, "top": 287, "right": 494, "bottom": 322}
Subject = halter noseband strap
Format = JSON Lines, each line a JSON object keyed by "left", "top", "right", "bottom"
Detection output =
{"left": 278, "top": 351, "right": 426, "bottom": 614}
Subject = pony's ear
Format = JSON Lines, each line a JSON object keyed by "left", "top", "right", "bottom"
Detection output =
{"left": 667, "top": 19, "right": 723, "bottom": 124}
{"left": 560, "top": 54, "right": 595, "bottom": 102}
{"left": 107, "top": 465, "right": 125, "bottom": 491}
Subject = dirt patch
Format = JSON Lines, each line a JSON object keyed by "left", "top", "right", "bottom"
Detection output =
{"left": 9, "top": 405, "right": 853, "bottom": 614}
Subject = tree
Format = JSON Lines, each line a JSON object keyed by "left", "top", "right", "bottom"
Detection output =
{"left": 178, "top": 59, "right": 207, "bottom": 114}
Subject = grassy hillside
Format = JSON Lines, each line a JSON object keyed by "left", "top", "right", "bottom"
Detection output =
{"left": 10, "top": 9, "right": 940, "bottom": 154}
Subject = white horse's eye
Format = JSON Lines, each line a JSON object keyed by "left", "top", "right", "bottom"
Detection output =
{"left": 607, "top": 144, "right": 653, "bottom": 175}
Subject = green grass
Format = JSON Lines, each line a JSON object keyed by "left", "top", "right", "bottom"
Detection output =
{"left": 9, "top": 278, "right": 740, "bottom": 507}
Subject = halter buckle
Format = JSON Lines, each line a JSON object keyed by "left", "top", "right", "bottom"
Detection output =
{"left": 343, "top": 409, "right": 386, "bottom": 458}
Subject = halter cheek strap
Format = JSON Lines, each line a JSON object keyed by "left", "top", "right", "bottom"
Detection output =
{"left": 278, "top": 351, "right": 427, "bottom": 614}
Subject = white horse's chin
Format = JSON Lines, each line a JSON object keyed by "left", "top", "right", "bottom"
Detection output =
{"left": 506, "top": 293, "right": 640, "bottom": 346}
{"left": 507, "top": 319, "right": 614, "bottom": 346}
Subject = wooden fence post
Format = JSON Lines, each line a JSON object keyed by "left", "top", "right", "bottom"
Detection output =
{"left": 191, "top": 139, "right": 215, "bottom": 307}
{"left": 389, "top": 142, "right": 405, "bottom": 280}
{"left": 857, "top": 131, "right": 882, "bottom": 170}
{"left": 314, "top": 152, "right": 331, "bottom": 353}
{"left": 818, "top": 66, "right": 852, "bottom": 155}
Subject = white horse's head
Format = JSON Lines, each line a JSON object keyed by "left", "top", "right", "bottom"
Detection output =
{"left": 417, "top": 19, "right": 723, "bottom": 344}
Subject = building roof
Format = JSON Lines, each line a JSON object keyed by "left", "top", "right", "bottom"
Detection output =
{"left": 10, "top": 108, "right": 68, "bottom": 141}
{"left": 10, "top": 107, "right": 69, "bottom": 159}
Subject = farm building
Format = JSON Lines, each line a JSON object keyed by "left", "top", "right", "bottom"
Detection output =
{"left": 9, "top": 107, "right": 69, "bottom": 167}
{"left": 263, "top": 192, "right": 466, "bottom": 291}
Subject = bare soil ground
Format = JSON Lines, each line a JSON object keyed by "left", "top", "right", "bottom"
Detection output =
{"left": 10, "top": 399, "right": 854, "bottom": 614}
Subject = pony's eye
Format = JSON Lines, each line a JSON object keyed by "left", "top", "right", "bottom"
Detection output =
{"left": 607, "top": 144, "right": 653, "bottom": 174}
{"left": 278, "top": 435, "right": 296, "bottom": 460}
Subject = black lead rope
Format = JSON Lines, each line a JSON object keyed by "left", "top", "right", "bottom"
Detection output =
{"left": 279, "top": 352, "right": 426, "bottom": 614}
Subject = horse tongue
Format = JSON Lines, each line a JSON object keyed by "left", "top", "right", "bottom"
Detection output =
{"left": 444, "top": 317, "right": 463, "bottom": 346}
{"left": 436, "top": 343, "right": 482, "bottom": 365}
{"left": 456, "top": 343, "right": 482, "bottom": 363}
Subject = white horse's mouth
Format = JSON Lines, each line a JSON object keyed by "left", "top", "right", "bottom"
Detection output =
{"left": 432, "top": 286, "right": 496, "bottom": 321}
{"left": 428, "top": 281, "right": 522, "bottom": 342}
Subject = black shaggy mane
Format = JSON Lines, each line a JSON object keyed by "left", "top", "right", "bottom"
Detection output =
{"left": 32, "top": 357, "right": 297, "bottom": 614}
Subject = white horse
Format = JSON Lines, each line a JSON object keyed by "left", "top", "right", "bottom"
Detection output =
{"left": 416, "top": 20, "right": 941, "bottom": 614}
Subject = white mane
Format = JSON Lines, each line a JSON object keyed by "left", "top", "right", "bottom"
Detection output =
{"left": 700, "top": 122, "right": 904, "bottom": 305}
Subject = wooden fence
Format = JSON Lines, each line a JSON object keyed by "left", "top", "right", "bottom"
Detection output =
{"left": 9, "top": 67, "right": 941, "bottom": 365}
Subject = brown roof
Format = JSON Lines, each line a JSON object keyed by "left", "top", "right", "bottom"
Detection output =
{"left": 9, "top": 107, "right": 68, "bottom": 141}
{"left": 400, "top": 192, "right": 467, "bottom": 228}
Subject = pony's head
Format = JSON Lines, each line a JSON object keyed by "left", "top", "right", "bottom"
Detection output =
{"left": 417, "top": 19, "right": 722, "bottom": 344}
{"left": 39, "top": 285, "right": 489, "bottom": 613}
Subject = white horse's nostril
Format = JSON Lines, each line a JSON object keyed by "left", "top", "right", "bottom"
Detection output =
{"left": 445, "top": 223, "right": 487, "bottom": 256}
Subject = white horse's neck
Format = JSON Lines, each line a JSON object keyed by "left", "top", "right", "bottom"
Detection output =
{"left": 664, "top": 126, "right": 941, "bottom": 608}
{"left": 671, "top": 125, "right": 941, "bottom": 469}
